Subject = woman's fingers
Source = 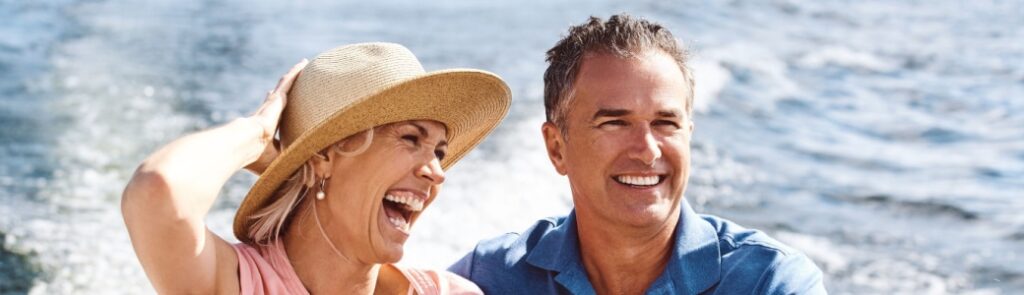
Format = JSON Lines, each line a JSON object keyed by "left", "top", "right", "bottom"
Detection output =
{"left": 258, "top": 91, "right": 285, "bottom": 120}
{"left": 273, "top": 59, "right": 308, "bottom": 95}
{"left": 244, "top": 59, "right": 309, "bottom": 174}
{"left": 253, "top": 59, "right": 308, "bottom": 122}
{"left": 258, "top": 59, "right": 308, "bottom": 116}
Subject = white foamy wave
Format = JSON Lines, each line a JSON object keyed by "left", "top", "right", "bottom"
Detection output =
{"left": 700, "top": 42, "right": 802, "bottom": 114}
{"left": 797, "top": 46, "right": 898, "bottom": 73}
{"left": 773, "top": 231, "right": 849, "bottom": 274}
{"left": 11, "top": 42, "right": 199, "bottom": 295}
{"left": 690, "top": 57, "right": 730, "bottom": 114}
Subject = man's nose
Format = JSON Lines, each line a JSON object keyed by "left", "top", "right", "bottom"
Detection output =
{"left": 627, "top": 125, "right": 661, "bottom": 166}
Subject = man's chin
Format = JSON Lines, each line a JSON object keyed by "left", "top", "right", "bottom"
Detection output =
{"left": 603, "top": 205, "right": 676, "bottom": 228}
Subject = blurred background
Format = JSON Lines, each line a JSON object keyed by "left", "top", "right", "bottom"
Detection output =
{"left": 1, "top": 0, "right": 1022, "bottom": 294}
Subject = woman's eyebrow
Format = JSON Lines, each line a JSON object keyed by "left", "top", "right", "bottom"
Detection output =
{"left": 408, "top": 122, "right": 429, "bottom": 137}
{"left": 409, "top": 122, "right": 448, "bottom": 147}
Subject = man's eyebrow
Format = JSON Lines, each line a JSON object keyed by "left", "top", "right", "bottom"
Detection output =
{"left": 591, "top": 108, "right": 631, "bottom": 121}
{"left": 656, "top": 109, "right": 683, "bottom": 118}
{"left": 409, "top": 122, "right": 448, "bottom": 147}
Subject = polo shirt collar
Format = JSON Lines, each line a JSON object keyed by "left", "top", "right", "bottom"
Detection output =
{"left": 661, "top": 201, "right": 722, "bottom": 294}
{"left": 525, "top": 211, "right": 596, "bottom": 293}
{"left": 525, "top": 201, "right": 721, "bottom": 294}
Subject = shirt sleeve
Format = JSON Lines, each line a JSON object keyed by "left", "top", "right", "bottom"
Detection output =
{"left": 448, "top": 251, "right": 476, "bottom": 279}
{"left": 762, "top": 253, "right": 828, "bottom": 295}
{"left": 398, "top": 267, "right": 483, "bottom": 295}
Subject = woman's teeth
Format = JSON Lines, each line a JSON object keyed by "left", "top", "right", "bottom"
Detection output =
{"left": 384, "top": 194, "right": 424, "bottom": 212}
{"left": 616, "top": 175, "right": 660, "bottom": 186}
{"left": 388, "top": 216, "right": 409, "bottom": 230}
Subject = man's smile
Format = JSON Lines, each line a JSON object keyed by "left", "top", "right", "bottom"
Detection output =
{"left": 611, "top": 174, "right": 667, "bottom": 188}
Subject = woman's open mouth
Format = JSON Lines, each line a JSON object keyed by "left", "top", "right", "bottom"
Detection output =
{"left": 381, "top": 191, "right": 425, "bottom": 232}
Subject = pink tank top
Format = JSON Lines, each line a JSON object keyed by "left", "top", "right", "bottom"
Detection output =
{"left": 233, "top": 242, "right": 482, "bottom": 295}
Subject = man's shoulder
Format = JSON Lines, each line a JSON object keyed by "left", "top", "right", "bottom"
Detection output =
{"left": 700, "top": 214, "right": 826, "bottom": 294}
{"left": 700, "top": 214, "right": 800, "bottom": 256}
{"left": 448, "top": 216, "right": 568, "bottom": 294}
{"left": 450, "top": 213, "right": 825, "bottom": 294}
{"left": 468, "top": 215, "right": 567, "bottom": 261}
{"left": 464, "top": 213, "right": 815, "bottom": 269}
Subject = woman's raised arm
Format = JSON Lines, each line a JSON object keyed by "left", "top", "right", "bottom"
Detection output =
{"left": 121, "top": 59, "right": 307, "bottom": 294}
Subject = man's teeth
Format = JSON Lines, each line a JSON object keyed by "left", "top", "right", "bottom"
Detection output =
{"left": 384, "top": 194, "right": 424, "bottom": 212}
{"left": 616, "top": 175, "right": 660, "bottom": 186}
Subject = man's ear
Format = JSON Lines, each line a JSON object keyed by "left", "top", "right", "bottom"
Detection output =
{"left": 542, "top": 122, "right": 568, "bottom": 176}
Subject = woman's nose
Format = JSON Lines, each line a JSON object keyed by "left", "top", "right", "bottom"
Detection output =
{"left": 416, "top": 158, "right": 446, "bottom": 185}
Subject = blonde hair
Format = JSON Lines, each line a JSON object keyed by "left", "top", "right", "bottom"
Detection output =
{"left": 246, "top": 128, "right": 375, "bottom": 245}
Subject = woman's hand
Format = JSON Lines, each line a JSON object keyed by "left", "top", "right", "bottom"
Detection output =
{"left": 244, "top": 59, "right": 309, "bottom": 175}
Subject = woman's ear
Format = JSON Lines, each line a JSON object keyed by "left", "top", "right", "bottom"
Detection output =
{"left": 310, "top": 152, "right": 333, "bottom": 179}
{"left": 336, "top": 129, "right": 374, "bottom": 156}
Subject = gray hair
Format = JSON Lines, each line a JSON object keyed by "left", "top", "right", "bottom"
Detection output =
{"left": 543, "top": 14, "right": 694, "bottom": 132}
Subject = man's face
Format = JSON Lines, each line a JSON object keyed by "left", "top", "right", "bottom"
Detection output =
{"left": 543, "top": 51, "right": 693, "bottom": 229}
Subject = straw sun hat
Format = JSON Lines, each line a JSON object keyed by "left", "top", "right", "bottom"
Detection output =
{"left": 233, "top": 43, "right": 511, "bottom": 243}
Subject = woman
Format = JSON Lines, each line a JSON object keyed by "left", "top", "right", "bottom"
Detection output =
{"left": 121, "top": 43, "right": 511, "bottom": 294}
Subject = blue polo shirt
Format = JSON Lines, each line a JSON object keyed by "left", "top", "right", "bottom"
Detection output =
{"left": 449, "top": 202, "right": 826, "bottom": 294}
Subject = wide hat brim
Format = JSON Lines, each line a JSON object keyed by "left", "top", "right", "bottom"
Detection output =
{"left": 233, "top": 69, "right": 510, "bottom": 244}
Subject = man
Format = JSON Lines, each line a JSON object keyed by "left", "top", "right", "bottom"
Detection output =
{"left": 450, "top": 14, "right": 826, "bottom": 294}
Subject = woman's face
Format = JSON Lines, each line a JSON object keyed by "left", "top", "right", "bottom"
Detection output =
{"left": 322, "top": 120, "right": 448, "bottom": 264}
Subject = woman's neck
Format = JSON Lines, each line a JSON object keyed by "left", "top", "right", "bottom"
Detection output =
{"left": 282, "top": 201, "right": 381, "bottom": 294}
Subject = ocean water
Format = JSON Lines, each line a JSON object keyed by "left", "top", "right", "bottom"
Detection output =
{"left": 1, "top": 0, "right": 1022, "bottom": 294}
